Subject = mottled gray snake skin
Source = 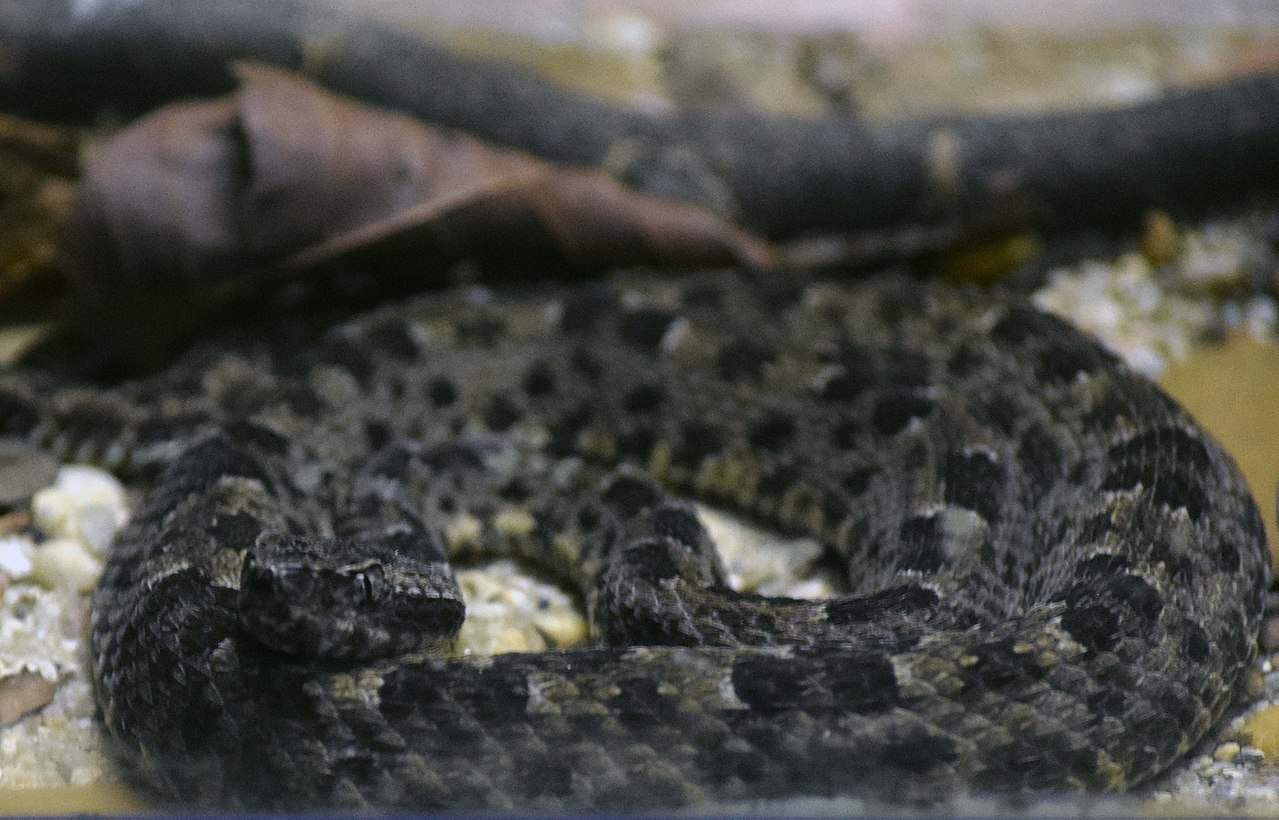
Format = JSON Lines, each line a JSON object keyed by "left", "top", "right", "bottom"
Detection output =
{"left": 1, "top": 268, "right": 1270, "bottom": 810}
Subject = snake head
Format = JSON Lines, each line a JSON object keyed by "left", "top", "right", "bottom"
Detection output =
{"left": 238, "top": 533, "right": 465, "bottom": 660}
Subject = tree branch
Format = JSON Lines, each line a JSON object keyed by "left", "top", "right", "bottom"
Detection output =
{"left": 2, "top": 0, "right": 1279, "bottom": 239}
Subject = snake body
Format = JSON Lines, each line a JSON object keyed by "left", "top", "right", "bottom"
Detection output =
{"left": 1, "top": 267, "right": 1269, "bottom": 810}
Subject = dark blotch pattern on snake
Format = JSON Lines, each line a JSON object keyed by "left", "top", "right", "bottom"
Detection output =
{"left": 2, "top": 268, "right": 1268, "bottom": 810}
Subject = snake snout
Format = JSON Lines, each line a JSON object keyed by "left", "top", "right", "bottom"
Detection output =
{"left": 236, "top": 536, "right": 464, "bottom": 660}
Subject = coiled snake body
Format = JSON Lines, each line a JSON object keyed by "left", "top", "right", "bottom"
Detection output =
{"left": 3, "top": 268, "right": 1268, "bottom": 810}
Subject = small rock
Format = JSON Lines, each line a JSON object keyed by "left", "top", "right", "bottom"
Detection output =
{"left": 29, "top": 538, "right": 101, "bottom": 592}
{"left": 1176, "top": 225, "right": 1251, "bottom": 294}
{"left": 69, "top": 764, "right": 102, "bottom": 786}
{"left": 0, "top": 443, "right": 57, "bottom": 509}
{"left": 488, "top": 627, "right": 533, "bottom": 654}
{"left": 702, "top": 505, "right": 831, "bottom": 597}
{"left": 1239, "top": 705, "right": 1279, "bottom": 760}
{"left": 1244, "top": 296, "right": 1277, "bottom": 340}
{"left": 535, "top": 608, "right": 589, "bottom": 649}
{"left": 0, "top": 535, "right": 34, "bottom": 579}
{"left": 31, "top": 465, "right": 127, "bottom": 554}
{"left": 0, "top": 670, "right": 57, "bottom": 726}
{"left": 31, "top": 487, "right": 75, "bottom": 540}
{"left": 1032, "top": 252, "right": 1213, "bottom": 379}
{"left": 71, "top": 504, "right": 120, "bottom": 556}
{"left": 1141, "top": 210, "right": 1180, "bottom": 267}
{"left": 454, "top": 561, "right": 587, "bottom": 656}
{"left": 1214, "top": 741, "right": 1242, "bottom": 763}
{"left": 51, "top": 465, "right": 126, "bottom": 511}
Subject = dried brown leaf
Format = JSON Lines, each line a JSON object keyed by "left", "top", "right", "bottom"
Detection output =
{"left": 59, "top": 62, "right": 774, "bottom": 362}
{"left": 59, "top": 97, "right": 250, "bottom": 361}
{"left": 236, "top": 61, "right": 774, "bottom": 272}
{"left": 232, "top": 62, "right": 544, "bottom": 259}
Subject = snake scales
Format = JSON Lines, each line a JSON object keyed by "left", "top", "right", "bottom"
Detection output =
{"left": 0, "top": 265, "right": 1269, "bottom": 810}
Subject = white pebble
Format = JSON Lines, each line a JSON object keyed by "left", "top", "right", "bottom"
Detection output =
{"left": 1214, "top": 741, "right": 1242, "bottom": 763}
{"left": 0, "top": 536, "right": 34, "bottom": 579}
{"left": 69, "top": 504, "right": 120, "bottom": 556}
{"left": 1246, "top": 296, "right": 1277, "bottom": 339}
{"left": 31, "top": 488, "right": 76, "bottom": 540}
{"left": 1124, "top": 346, "right": 1165, "bottom": 379}
{"left": 1221, "top": 301, "right": 1243, "bottom": 329}
{"left": 786, "top": 578, "right": 837, "bottom": 600}
{"left": 31, "top": 466, "right": 127, "bottom": 554}
{"left": 1088, "top": 299, "right": 1122, "bottom": 331}
{"left": 69, "top": 765, "right": 100, "bottom": 786}
{"left": 52, "top": 465, "right": 126, "bottom": 513}
{"left": 29, "top": 538, "right": 102, "bottom": 592}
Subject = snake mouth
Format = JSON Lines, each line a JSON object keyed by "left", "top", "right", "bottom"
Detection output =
{"left": 234, "top": 541, "right": 467, "bottom": 660}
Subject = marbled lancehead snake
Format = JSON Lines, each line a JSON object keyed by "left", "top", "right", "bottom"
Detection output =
{"left": 0, "top": 262, "right": 1266, "bottom": 810}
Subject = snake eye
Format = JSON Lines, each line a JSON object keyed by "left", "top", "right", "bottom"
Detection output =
{"left": 352, "top": 564, "right": 385, "bottom": 604}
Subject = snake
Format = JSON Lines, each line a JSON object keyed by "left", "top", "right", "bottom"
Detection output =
{"left": 0, "top": 264, "right": 1269, "bottom": 811}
